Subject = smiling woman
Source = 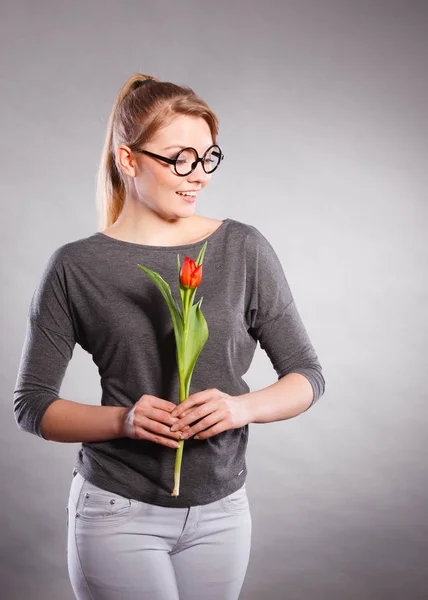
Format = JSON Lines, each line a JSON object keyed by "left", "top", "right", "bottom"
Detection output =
{"left": 14, "top": 71, "right": 325, "bottom": 600}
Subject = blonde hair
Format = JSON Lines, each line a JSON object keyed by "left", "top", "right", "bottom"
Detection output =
{"left": 96, "top": 73, "right": 220, "bottom": 230}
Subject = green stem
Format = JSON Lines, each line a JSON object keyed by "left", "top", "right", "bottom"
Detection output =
{"left": 172, "top": 288, "right": 191, "bottom": 497}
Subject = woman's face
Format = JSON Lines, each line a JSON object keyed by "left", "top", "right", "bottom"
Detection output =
{"left": 119, "top": 115, "right": 214, "bottom": 219}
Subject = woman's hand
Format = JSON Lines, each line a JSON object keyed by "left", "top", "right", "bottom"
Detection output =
{"left": 120, "top": 394, "right": 183, "bottom": 449}
{"left": 169, "top": 388, "right": 251, "bottom": 440}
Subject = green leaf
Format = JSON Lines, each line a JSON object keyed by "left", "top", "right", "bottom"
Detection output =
{"left": 181, "top": 296, "right": 209, "bottom": 394}
{"left": 137, "top": 265, "right": 184, "bottom": 358}
{"left": 177, "top": 253, "right": 187, "bottom": 310}
{"left": 196, "top": 241, "right": 208, "bottom": 266}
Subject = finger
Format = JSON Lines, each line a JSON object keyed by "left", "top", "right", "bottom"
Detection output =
{"left": 170, "top": 401, "right": 198, "bottom": 419}
{"left": 134, "top": 401, "right": 180, "bottom": 427}
{"left": 170, "top": 403, "right": 215, "bottom": 431}
{"left": 170, "top": 389, "right": 215, "bottom": 417}
{"left": 181, "top": 411, "right": 227, "bottom": 439}
{"left": 135, "top": 426, "right": 181, "bottom": 449}
{"left": 167, "top": 409, "right": 193, "bottom": 430}
{"left": 144, "top": 395, "right": 178, "bottom": 413}
{"left": 148, "top": 406, "right": 181, "bottom": 428}
{"left": 193, "top": 419, "right": 228, "bottom": 440}
{"left": 134, "top": 415, "right": 183, "bottom": 441}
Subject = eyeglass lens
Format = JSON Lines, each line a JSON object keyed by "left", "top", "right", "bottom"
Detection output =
{"left": 175, "top": 146, "right": 221, "bottom": 175}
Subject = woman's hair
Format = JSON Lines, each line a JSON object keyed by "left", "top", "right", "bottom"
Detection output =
{"left": 96, "top": 73, "right": 220, "bottom": 230}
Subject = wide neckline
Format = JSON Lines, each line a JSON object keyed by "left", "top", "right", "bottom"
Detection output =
{"left": 93, "top": 219, "right": 231, "bottom": 251}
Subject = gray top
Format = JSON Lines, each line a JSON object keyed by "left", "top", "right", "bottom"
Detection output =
{"left": 14, "top": 217, "right": 325, "bottom": 507}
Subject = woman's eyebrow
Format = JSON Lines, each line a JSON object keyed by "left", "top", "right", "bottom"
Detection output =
{"left": 162, "top": 144, "right": 214, "bottom": 151}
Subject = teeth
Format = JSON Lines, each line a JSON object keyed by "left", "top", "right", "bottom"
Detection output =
{"left": 177, "top": 192, "right": 197, "bottom": 196}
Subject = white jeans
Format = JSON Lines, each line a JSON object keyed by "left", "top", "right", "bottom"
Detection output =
{"left": 66, "top": 470, "right": 252, "bottom": 600}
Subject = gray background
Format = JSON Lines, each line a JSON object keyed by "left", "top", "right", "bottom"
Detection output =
{"left": 1, "top": 1, "right": 427, "bottom": 599}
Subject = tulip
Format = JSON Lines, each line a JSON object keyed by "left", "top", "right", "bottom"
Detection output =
{"left": 138, "top": 241, "right": 209, "bottom": 496}
{"left": 180, "top": 257, "right": 203, "bottom": 289}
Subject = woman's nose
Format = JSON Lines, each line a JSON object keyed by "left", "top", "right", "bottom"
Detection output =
{"left": 189, "top": 161, "right": 211, "bottom": 182}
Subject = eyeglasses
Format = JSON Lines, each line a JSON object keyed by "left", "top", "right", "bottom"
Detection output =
{"left": 134, "top": 144, "right": 224, "bottom": 176}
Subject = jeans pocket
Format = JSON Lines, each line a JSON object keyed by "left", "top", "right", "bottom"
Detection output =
{"left": 219, "top": 484, "right": 250, "bottom": 516}
{"left": 74, "top": 479, "right": 136, "bottom": 527}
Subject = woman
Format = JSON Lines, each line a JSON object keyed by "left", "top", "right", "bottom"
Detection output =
{"left": 14, "top": 73, "right": 325, "bottom": 600}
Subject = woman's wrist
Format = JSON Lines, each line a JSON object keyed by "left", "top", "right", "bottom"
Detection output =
{"left": 115, "top": 406, "right": 131, "bottom": 438}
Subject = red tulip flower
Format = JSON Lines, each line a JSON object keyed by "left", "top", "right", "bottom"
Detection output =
{"left": 180, "top": 257, "right": 203, "bottom": 289}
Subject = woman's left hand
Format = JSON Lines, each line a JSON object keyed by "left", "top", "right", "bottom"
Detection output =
{"left": 169, "top": 388, "right": 251, "bottom": 440}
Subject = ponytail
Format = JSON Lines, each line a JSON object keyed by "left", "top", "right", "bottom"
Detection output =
{"left": 96, "top": 73, "right": 156, "bottom": 230}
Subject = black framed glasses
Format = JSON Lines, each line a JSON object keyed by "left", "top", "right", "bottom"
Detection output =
{"left": 134, "top": 144, "right": 224, "bottom": 176}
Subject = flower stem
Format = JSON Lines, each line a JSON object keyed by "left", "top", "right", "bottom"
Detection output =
{"left": 172, "top": 289, "right": 191, "bottom": 497}
{"left": 171, "top": 439, "right": 184, "bottom": 497}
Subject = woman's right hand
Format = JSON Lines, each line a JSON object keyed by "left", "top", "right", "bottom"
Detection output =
{"left": 120, "top": 394, "right": 184, "bottom": 449}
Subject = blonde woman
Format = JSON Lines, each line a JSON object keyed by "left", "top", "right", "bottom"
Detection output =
{"left": 14, "top": 73, "right": 325, "bottom": 600}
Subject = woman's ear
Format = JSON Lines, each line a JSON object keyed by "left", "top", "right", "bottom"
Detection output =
{"left": 116, "top": 145, "right": 137, "bottom": 178}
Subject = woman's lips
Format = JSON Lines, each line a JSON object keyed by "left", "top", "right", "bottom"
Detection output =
{"left": 176, "top": 192, "right": 197, "bottom": 202}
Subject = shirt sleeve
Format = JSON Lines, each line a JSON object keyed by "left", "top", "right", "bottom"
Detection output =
{"left": 13, "top": 246, "right": 77, "bottom": 438}
{"left": 245, "top": 226, "right": 325, "bottom": 409}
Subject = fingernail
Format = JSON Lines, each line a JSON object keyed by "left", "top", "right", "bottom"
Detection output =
{"left": 180, "top": 432, "right": 189, "bottom": 440}
{"left": 194, "top": 435, "right": 200, "bottom": 440}
{"left": 171, "top": 424, "right": 179, "bottom": 431}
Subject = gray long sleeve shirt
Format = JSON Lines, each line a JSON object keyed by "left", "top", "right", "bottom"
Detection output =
{"left": 14, "top": 217, "right": 325, "bottom": 507}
